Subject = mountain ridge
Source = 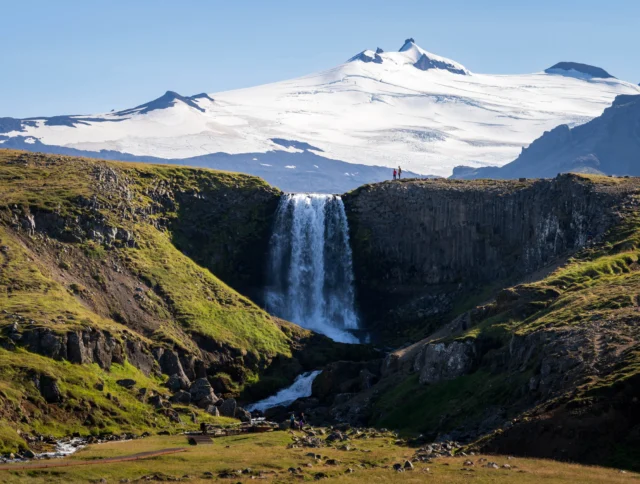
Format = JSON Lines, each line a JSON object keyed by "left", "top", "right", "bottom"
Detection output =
{"left": 1, "top": 39, "right": 639, "bottom": 192}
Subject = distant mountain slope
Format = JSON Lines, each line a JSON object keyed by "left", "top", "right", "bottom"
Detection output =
{"left": 1, "top": 38, "right": 639, "bottom": 190}
{"left": 452, "top": 94, "right": 640, "bottom": 180}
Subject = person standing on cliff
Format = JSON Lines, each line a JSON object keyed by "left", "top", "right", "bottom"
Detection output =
{"left": 393, "top": 168, "right": 397, "bottom": 180}
{"left": 398, "top": 166, "right": 402, "bottom": 179}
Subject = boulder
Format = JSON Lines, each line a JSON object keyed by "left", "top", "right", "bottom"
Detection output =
{"left": 189, "top": 378, "right": 218, "bottom": 406}
{"left": 116, "top": 379, "right": 136, "bottom": 389}
{"left": 236, "top": 407, "right": 252, "bottom": 422}
{"left": 38, "top": 375, "right": 62, "bottom": 403}
{"left": 166, "top": 373, "right": 190, "bottom": 392}
{"left": 205, "top": 405, "right": 220, "bottom": 416}
{"left": 197, "top": 394, "right": 218, "bottom": 409}
{"left": 159, "top": 350, "right": 190, "bottom": 383}
{"left": 170, "top": 390, "right": 191, "bottom": 405}
{"left": 219, "top": 398, "right": 237, "bottom": 418}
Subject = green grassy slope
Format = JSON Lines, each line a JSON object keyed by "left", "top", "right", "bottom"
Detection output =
{"left": 0, "top": 150, "right": 301, "bottom": 452}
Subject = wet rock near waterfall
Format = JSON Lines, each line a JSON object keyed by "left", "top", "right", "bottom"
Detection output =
{"left": 312, "top": 361, "right": 382, "bottom": 404}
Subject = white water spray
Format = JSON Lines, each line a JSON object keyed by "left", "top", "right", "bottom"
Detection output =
{"left": 246, "top": 370, "right": 322, "bottom": 412}
{"left": 266, "top": 194, "right": 359, "bottom": 343}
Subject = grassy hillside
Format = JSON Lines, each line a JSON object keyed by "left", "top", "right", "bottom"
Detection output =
{"left": 0, "top": 149, "right": 320, "bottom": 453}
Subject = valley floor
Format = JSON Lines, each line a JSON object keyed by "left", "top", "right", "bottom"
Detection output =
{"left": 0, "top": 431, "right": 635, "bottom": 483}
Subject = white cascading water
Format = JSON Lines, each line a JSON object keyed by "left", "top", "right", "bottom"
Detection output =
{"left": 266, "top": 194, "right": 359, "bottom": 343}
{"left": 246, "top": 370, "right": 322, "bottom": 412}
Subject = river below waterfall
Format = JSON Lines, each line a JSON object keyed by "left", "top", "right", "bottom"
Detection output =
{"left": 246, "top": 370, "right": 322, "bottom": 412}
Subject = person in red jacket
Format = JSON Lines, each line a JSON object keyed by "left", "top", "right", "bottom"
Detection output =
{"left": 393, "top": 168, "right": 397, "bottom": 180}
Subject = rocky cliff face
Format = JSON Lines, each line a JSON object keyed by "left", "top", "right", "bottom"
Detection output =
{"left": 336, "top": 174, "right": 640, "bottom": 469}
{"left": 343, "top": 175, "right": 630, "bottom": 340}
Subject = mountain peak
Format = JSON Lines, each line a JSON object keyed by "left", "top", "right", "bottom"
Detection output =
{"left": 545, "top": 62, "right": 615, "bottom": 80}
{"left": 348, "top": 38, "right": 469, "bottom": 75}
{"left": 399, "top": 39, "right": 469, "bottom": 75}
{"left": 399, "top": 38, "right": 416, "bottom": 51}
{"left": 115, "top": 90, "right": 212, "bottom": 116}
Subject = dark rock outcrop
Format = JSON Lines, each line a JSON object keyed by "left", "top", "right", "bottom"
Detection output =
{"left": 116, "top": 379, "right": 136, "bottom": 389}
{"left": 312, "top": 361, "right": 382, "bottom": 404}
{"left": 545, "top": 61, "right": 615, "bottom": 79}
{"left": 414, "top": 53, "right": 467, "bottom": 75}
{"left": 343, "top": 175, "right": 629, "bottom": 339}
{"left": 20, "top": 328, "right": 125, "bottom": 370}
{"left": 38, "top": 375, "right": 62, "bottom": 403}
{"left": 414, "top": 340, "right": 476, "bottom": 384}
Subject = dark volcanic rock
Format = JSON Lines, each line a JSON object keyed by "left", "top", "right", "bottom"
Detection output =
{"left": 312, "top": 361, "right": 382, "bottom": 404}
{"left": 415, "top": 340, "right": 476, "bottom": 384}
{"left": 166, "top": 373, "right": 190, "bottom": 392}
{"left": 116, "top": 379, "right": 136, "bottom": 389}
{"left": 170, "top": 390, "right": 191, "bottom": 405}
{"left": 343, "top": 175, "right": 628, "bottom": 339}
{"left": 189, "top": 378, "right": 218, "bottom": 406}
{"left": 236, "top": 407, "right": 252, "bottom": 422}
{"left": 219, "top": 398, "right": 237, "bottom": 418}
{"left": 38, "top": 375, "right": 63, "bottom": 403}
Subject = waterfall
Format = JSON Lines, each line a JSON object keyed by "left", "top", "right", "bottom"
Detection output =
{"left": 246, "top": 370, "right": 322, "bottom": 412}
{"left": 266, "top": 193, "right": 359, "bottom": 343}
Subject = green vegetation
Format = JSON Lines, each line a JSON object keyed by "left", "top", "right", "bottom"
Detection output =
{"left": 0, "top": 348, "right": 234, "bottom": 454}
{"left": 124, "top": 223, "right": 290, "bottom": 356}
{"left": 375, "top": 370, "right": 530, "bottom": 436}
{"left": 0, "top": 226, "right": 125, "bottom": 335}
{"left": 0, "top": 432, "right": 635, "bottom": 483}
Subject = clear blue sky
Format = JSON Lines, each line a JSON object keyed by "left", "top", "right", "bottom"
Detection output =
{"left": 3, "top": 0, "right": 639, "bottom": 117}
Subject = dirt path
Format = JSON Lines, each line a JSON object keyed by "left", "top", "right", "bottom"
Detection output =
{"left": 0, "top": 447, "right": 186, "bottom": 471}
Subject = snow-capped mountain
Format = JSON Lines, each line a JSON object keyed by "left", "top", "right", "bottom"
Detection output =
{"left": 2, "top": 38, "right": 639, "bottom": 191}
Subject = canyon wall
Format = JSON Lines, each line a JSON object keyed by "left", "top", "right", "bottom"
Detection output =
{"left": 343, "top": 174, "right": 629, "bottom": 339}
